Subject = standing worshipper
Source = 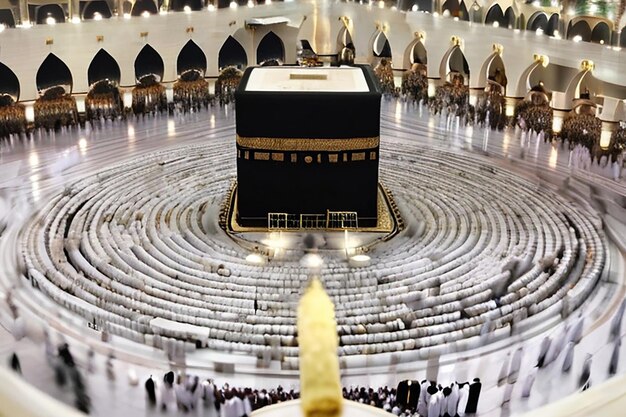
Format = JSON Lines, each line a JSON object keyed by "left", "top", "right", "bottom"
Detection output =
{"left": 447, "top": 383, "right": 460, "bottom": 417}
{"left": 521, "top": 370, "right": 536, "bottom": 398}
{"left": 562, "top": 342, "right": 575, "bottom": 373}
{"left": 545, "top": 326, "right": 568, "bottom": 366}
{"left": 465, "top": 378, "right": 482, "bottom": 414}
{"left": 579, "top": 354, "right": 592, "bottom": 391}
{"left": 536, "top": 336, "right": 551, "bottom": 368}
{"left": 418, "top": 380, "right": 430, "bottom": 417}
{"left": 457, "top": 383, "right": 469, "bottom": 416}
{"left": 440, "top": 387, "right": 451, "bottom": 416}
{"left": 160, "top": 371, "right": 176, "bottom": 411}
{"left": 396, "top": 380, "right": 420, "bottom": 410}
{"left": 9, "top": 353, "right": 21, "bottom": 374}
{"left": 508, "top": 347, "right": 523, "bottom": 383}
{"left": 203, "top": 379, "right": 216, "bottom": 409}
{"left": 609, "top": 339, "right": 621, "bottom": 375}
{"left": 497, "top": 353, "right": 510, "bottom": 386}
{"left": 427, "top": 385, "right": 441, "bottom": 417}
{"left": 610, "top": 299, "right": 626, "bottom": 340}
{"left": 145, "top": 375, "right": 157, "bottom": 405}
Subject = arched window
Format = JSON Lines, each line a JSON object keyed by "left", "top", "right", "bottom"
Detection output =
{"left": 35, "top": 4, "right": 66, "bottom": 24}
{"left": 256, "top": 31, "right": 285, "bottom": 64}
{"left": 88, "top": 49, "right": 121, "bottom": 86}
{"left": 527, "top": 12, "right": 548, "bottom": 32}
{"left": 131, "top": 0, "right": 158, "bottom": 16}
{"left": 0, "top": 61, "right": 20, "bottom": 102}
{"left": 177, "top": 40, "right": 207, "bottom": 76}
{"left": 171, "top": 0, "right": 204, "bottom": 11}
{"left": 591, "top": 22, "right": 611, "bottom": 44}
{"left": 372, "top": 31, "right": 392, "bottom": 58}
{"left": 134, "top": 45, "right": 165, "bottom": 82}
{"left": 219, "top": 36, "right": 248, "bottom": 70}
{"left": 545, "top": 13, "right": 559, "bottom": 36}
{"left": 36, "top": 54, "right": 73, "bottom": 94}
{"left": 567, "top": 20, "right": 592, "bottom": 42}
{"left": 485, "top": 4, "right": 506, "bottom": 27}
{"left": 0, "top": 9, "right": 16, "bottom": 27}
{"left": 83, "top": 1, "right": 112, "bottom": 19}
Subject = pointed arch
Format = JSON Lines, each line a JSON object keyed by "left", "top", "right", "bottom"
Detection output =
{"left": 256, "top": 31, "right": 285, "bottom": 64}
{"left": 134, "top": 44, "right": 165, "bottom": 82}
{"left": 479, "top": 53, "right": 507, "bottom": 90}
{"left": 337, "top": 24, "right": 355, "bottom": 55}
{"left": 131, "top": 0, "right": 158, "bottom": 16}
{"left": 219, "top": 36, "right": 248, "bottom": 70}
{"left": 88, "top": 49, "right": 121, "bottom": 86}
{"left": 177, "top": 40, "right": 207, "bottom": 76}
{"left": 485, "top": 4, "right": 505, "bottom": 27}
{"left": 403, "top": 38, "right": 427, "bottom": 69}
{"left": 171, "top": 0, "right": 204, "bottom": 11}
{"left": 35, "top": 4, "right": 66, "bottom": 24}
{"left": 527, "top": 12, "right": 548, "bottom": 32}
{"left": 546, "top": 13, "right": 559, "bottom": 36}
{"left": 36, "top": 54, "right": 73, "bottom": 94}
{"left": 372, "top": 30, "right": 392, "bottom": 58}
{"left": 567, "top": 20, "right": 592, "bottom": 42}
{"left": 442, "top": 0, "right": 460, "bottom": 17}
{"left": 0, "top": 62, "right": 20, "bottom": 102}
{"left": 449, "top": 47, "right": 469, "bottom": 77}
{"left": 459, "top": 1, "right": 469, "bottom": 21}
{"left": 504, "top": 7, "right": 516, "bottom": 29}
{"left": 83, "top": 1, "right": 112, "bottom": 19}
{"left": 0, "top": 9, "right": 16, "bottom": 27}
{"left": 591, "top": 22, "right": 611, "bottom": 44}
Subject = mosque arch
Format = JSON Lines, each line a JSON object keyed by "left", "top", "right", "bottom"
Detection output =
{"left": 171, "top": 0, "right": 204, "bottom": 11}
{"left": 134, "top": 44, "right": 165, "bottom": 82}
{"left": 177, "top": 40, "right": 207, "bottom": 76}
{"left": 504, "top": 7, "right": 516, "bottom": 29}
{"left": 131, "top": 0, "right": 158, "bottom": 16}
{"left": 35, "top": 4, "right": 66, "bottom": 24}
{"left": 337, "top": 24, "right": 355, "bottom": 55}
{"left": 403, "top": 38, "right": 427, "bottom": 69}
{"left": 485, "top": 4, "right": 506, "bottom": 27}
{"left": 442, "top": 0, "right": 460, "bottom": 17}
{"left": 0, "top": 61, "right": 20, "bottom": 102}
{"left": 0, "top": 9, "right": 16, "bottom": 27}
{"left": 591, "top": 22, "right": 611, "bottom": 44}
{"left": 527, "top": 11, "right": 548, "bottom": 32}
{"left": 546, "top": 13, "right": 559, "bottom": 36}
{"left": 567, "top": 20, "right": 592, "bottom": 42}
{"left": 372, "top": 30, "right": 392, "bottom": 58}
{"left": 218, "top": 36, "right": 248, "bottom": 70}
{"left": 83, "top": 1, "right": 112, "bottom": 19}
{"left": 88, "top": 49, "right": 121, "bottom": 86}
{"left": 36, "top": 54, "right": 73, "bottom": 94}
{"left": 256, "top": 31, "right": 285, "bottom": 64}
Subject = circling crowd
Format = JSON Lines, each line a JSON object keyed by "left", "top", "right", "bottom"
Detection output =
{"left": 401, "top": 63, "right": 429, "bottom": 104}
{"left": 374, "top": 58, "right": 397, "bottom": 97}
{"left": 214, "top": 66, "right": 243, "bottom": 106}
{"left": 132, "top": 75, "right": 168, "bottom": 115}
{"left": 34, "top": 86, "right": 79, "bottom": 131}
{"left": 173, "top": 69, "right": 212, "bottom": 112}
{"left": 0, "top": 95, "right": 26, "bottom": 137}
{"left": 85, "top": 80, "right": 123, "bottom": 121}
{"left": 430, "top": 73, "right": 473, "bottom": 124}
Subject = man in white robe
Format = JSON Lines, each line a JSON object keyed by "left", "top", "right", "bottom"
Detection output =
{"left": 427, "top": 386, "right": 441, "bottom": 417}
{"left": 457, "top": 383, "right": 469, "bottom": 416}
{"left": 447, "top": 383, "right": 459, "bottom": 417}
{"left": 508, "top": 347, "right": 523, "bottom": 384}
{"left": 418, "top": 380, "right": 429, "bottom": 417}
{"left": 521, "top": 370, "right": 536, "bottom": 398}
{"left": 561, "top": 342, "right": 575, "bottom": 372}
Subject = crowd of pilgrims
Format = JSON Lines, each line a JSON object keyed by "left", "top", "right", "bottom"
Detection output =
{"left": 141, "top": 373, "right": 482, "bottom": 417}
{"left": 0, "top": 59, "right": 624, "bottom": 176}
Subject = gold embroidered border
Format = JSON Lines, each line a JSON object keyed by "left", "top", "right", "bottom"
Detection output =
{"left": 237, "top": 135, "right": 379, "bottom": 152}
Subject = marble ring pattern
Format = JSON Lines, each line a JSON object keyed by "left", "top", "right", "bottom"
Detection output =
{"left": 20, "top": 138, "right": 607, "bottom": 365}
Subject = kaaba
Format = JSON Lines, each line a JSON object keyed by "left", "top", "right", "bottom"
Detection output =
{"left": 234, "top": 66, "right": 382, "bottom": 229}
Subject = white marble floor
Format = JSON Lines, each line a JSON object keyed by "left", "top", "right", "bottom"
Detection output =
{"left": 1, "top": 101, "right": 625, "bottom": 417}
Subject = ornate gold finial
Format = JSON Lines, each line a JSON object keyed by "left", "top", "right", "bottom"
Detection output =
{"left": 96, "top": 35, "right": 104, "bottom": 42}
{"left": 581, "top": 59, "right": 594, "bottom": 71}
{"left": 492, "top": 43, "right": 503, "bottom": 55}
{"left": 533, "top": 54, "right": 549, "bottom": 67}
{"left": 298, "top": 279, "right": 343, "bottom": 417}
{"left": 451, "top": 36, "right": 461, "bottom": 46}
{"left": 339, "top": 16, "right": 350, "bottom": 26}
{"left": 45, "top": 38, "right": 53, "bottom": 45}
{"left": 140, "top": 31, "right": 148, "bottom": 38}
{"left": 186, "top": 26, "right": 194, "bottom": 33}
{"left": 415, "top": 31, "right": 425, "bottom": 41}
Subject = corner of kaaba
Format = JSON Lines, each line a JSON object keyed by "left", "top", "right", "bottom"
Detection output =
{"left": 233, "top": 65, "right": 384, "bottom": 230}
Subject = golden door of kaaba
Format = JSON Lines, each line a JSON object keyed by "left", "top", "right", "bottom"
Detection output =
{"left": 234, "top": 65, "right": 382, "bottom": 229}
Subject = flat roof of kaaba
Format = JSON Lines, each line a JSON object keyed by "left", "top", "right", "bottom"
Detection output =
{"left": 241, "top": 66, "right": 375, "bottom": 93}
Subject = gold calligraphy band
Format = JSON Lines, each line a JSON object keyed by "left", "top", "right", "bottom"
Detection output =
{"left": 236, "top": 135, "right": 379, "bottom": 152}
